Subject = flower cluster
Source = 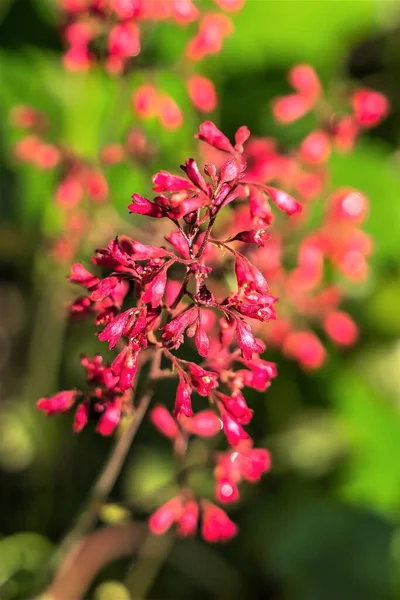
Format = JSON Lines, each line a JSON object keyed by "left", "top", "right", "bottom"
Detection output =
{"left": 37, "top": 121, "right": 297, "bottom": 541}
{"left": 10, "top": 104, "right": 159, "bottom": 262}
{"left": 198, "top": 65, "right": 389, "bottom": 369}
{"left": 60, "top": 0, "right": 243, "bottom": 121}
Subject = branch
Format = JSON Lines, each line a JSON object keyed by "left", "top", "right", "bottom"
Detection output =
{"left": 54, "top": 386, "right": 154, "bottom": 563}
{"left": 42, "top": 523, "right": 146, "bottom": 600}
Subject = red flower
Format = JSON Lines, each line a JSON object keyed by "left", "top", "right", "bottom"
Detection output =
{"left": 177, "top": 500, "right": 199, "bottom": 537}
{"left": 162, "top": 307, "right": 198, "bottom": 349}
{"left": 351, "top": 89, "right": 389, "bottom": 128}
{"left": 128, "top": 193, "right": 164, "bottom": 218}
{"left": 284, "top": 330, "right": 326, "bottom": 369}
{"left": 218, "top": 391, "right": 253, "bottom": 425}
{"left": 234, "top": 318, "right": 264, "bottom": 360}
{"left": 149, "top": 496, "right": 182, "bottom": 536}
{"left": 186, "top": 363, "right": 219, "bottom": 396}
{"left": 215, "top": 478, "right": 240, "bottom": 503}
{"left": 288, "top": 64, "right": 321, "bottom": 101}
{"left": 152, "top": 170, "right": 193, "bottom": 193}
{"left": 196, "top": 121, "right": 235, "bottom": 153}
{"left": 37, "top": 390, "right": 79, "bottom": 415}
{"left": 73, "top": 403, "right": 89, "bottom": 433}
{"left": 158, "top": 95, "right": 183, "bottom": 130}
{"left": 96, "top": 400, "right": 121, "bottom": 436}
{"left": 142, "top": 264, "right": 169, "bottom": 308}
{"left": 201, "top": 501, "right": 238, "bottom": 543}
{"left": 264, "top": 186, "right": 302, "bottom": 216}
{"left": 174, "top": 372, "right": 193, "bottom": 418}
{"left": 98, "top": 309, "right": 133, "bottom": 349}
{"left": 218, "top": 401, "right": 249, "bottom": 446}
{"left": 150, "top": 405, "right": 179, "bottom": 440}
{"left": 323, "top": 311, "right": 358, "bottom": 346}
{"left": 300, "top": 130, "right": 331, "bottom": 164}
{"left": 132, "top": 84, "right": 158, "bottom": 120}
{"left": 108, "top": 22, "right": 140, "bottom": 58}
{"left": 187, "top": 75, "right": 217, "bottom": 113}
{"left": 180, "top": 158, "right": 209, "bottom": 193}
{"left": 182, "top": 410, "right": 221, "bottom": 437}
{"left": 90, "top": 276, "right": 120, "bottom": 302}
{"left": 272, "top": 94, "right": 312, "bottom": 124}
{"left": 69, "top": 263, "right": 99, "bottom": 288}
{"left": 112, "top": 347, "right": 139, "bottom": 390}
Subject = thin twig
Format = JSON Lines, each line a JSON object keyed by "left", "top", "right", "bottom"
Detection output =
{"left": 42, "top": 523, "right": 146, "bottom": 600}
{"left": 53, "top": 386, "right": 154, "bottom": 565}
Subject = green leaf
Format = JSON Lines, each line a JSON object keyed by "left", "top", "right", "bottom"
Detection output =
{"left": 331, "top": 369, "right": 400, "bottom": 517}
{"left": 0, "top": 533, "right": 52, "bottom": 586}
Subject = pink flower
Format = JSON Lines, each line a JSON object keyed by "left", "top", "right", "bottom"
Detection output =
{"left": 73, "top": 403, "right": 89, "bottom": 433}
{"left": 288, "top": 64, "right": 321, "bottom": 101}
{"left": 84, "top": 169, "right": 109, "bottom": 203}
{"left": 187, "top": 75, "right": 217, "bottom": 113}
{"left": 90, "top": 276, "right": 120, "bottom": 302}
{"left": 231, "top": 229, "right": 271, "bottom": 247}
{"left": 272, "top": 94, "right": 312, "bottom": 124}
{"left": 186, "top": 363, "right": 219, "bottom": 396}
{"left": 180, "top": 158, "right": 209, "bottom": 193}
{"left": 218, "top": 391, "right": 253, "bottom": 425}
{"left": 142, "top": 265, "right": 169, "bottom": 308}
{"left": 149, "top": 496, "right": 182, "bottom": 536}
{"left": 165, "top": 230, "right": 190, "bottom": 258}
{"left": 264, "top": 187, "right": 302, "bottom": 216}
{"left": 63, "top": 46, "right": 91, "bottom": 72}
{"left": 201, "top": 501, "right": 238, "bottom": 542}
{"left": 162, "top": 307, "right": 198, "bottom": 349}
{"left": 108, "top": 22, "right": 140, "bottom": 58}
{"left": 182, "top": 410, "right": 221, "bottom": 437}
{"left": 100, "top": 144, "right": 124, "bottom": 165}
{"left": 300, "top": 130, "right": 331, "bottom": 164}
{"left": 69, "top": 263, "right": 99, "bottom": 288}
{"left": 351, "top": 89, "right": 389, "bottom": 128}
{"left": 174, "top": 372, "right": 193, "bottom": 418}
{"left": 241, "top": 359, "right": 277, "bottom": 392}
{"left": 150, "top": 405, "right": 179, "bottom": 440}
{"left": 194, "top": 315, "right": 210, "bottom": 357}
{"left": 111, "top": 0, "right": 140, "bottom": 20}
{"left": 176, "top": 500, "right": 199, "bottom": 537}
{"left": 327, "top": 188, "right": 368, "bottom": 225}
{"left": 249, "top": 186, "right": 273, "bottom": 227}
{"left": 284, "top": 330, "right": 326, "bottom": 369}
{"left": 323, "top": 311, "right": 358, "bottom": 346}
{"left": 132, "top": 84, "right": 158, "bottom": 119}
{"left": 98, "top": 309, "right": 133, "bottom": 349}
{"left": 158, "top": 95, "right": 183, "bottom": 130}
{"left": 234, "top": 318, "right": 264, "bottom": 360}
{"left": 215, "top": 478, "right": 240, "bottom": 503}
{"left": 96, "top": 401, "right": 121, "bottom": 436}
{"left": 234, "top": 252, "right": 269, "bottom": 295}
{"left": 196, "top": 121, "right": 235, "bottom": 153}
{"left": 37, "top": 390, "right": 79, "bottom": 415}
{"left": 56, "top": 176, "right": 83, "bottom": 208}
{"left": 218, "top": 402, "right": 249, "bottom": 446}
{"left": 186, "top": 14, "right": 233, "bottom": 61}
{"left": 152, "top": 170, "right": 193, "bottom": 193}
{"left": 128, "top": 193, "right": 165, "bottom": 218}
{"left": 238, "top": 446, "right": 272, "bottom": 482}
{"left": 112, "top": 347, "right": 139, "bottom": 390}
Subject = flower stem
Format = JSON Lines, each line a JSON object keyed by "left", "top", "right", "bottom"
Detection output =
{"left": 52, "top": 356, "right": 157, "bottom": 567}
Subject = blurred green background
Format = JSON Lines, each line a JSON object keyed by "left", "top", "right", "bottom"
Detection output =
{"left": 1, "top": 0, "right": 400, "bottom": 598}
